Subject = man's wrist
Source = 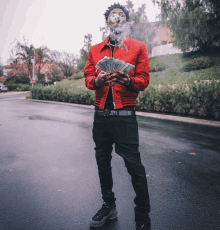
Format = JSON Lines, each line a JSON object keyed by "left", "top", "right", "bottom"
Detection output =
{"left": 94, "top": 78, "right": 100, "bottom": 88}
{"left": 126, "top": 77, "right": 131, "bottom": 86}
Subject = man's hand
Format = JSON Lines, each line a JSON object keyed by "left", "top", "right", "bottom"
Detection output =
{"left": 95, "top": 71, "right": 114, "bottom": 87}
{"left": 94, "top": 71, "right": 131, "bottom": 87}
{"left": 110, "top": 71, "right": 131, "bottom": 86}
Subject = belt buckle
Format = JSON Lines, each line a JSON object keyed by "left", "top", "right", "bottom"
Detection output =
{"left": 103, "top": 109, "right": 111, "bottom": 116}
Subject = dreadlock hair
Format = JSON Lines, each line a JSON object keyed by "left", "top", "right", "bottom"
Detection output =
{"left": 104, "top": 3, "right": 130, "bottom": 22}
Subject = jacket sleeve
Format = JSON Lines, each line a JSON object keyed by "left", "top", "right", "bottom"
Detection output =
{"left": 84, "top": 48, "right": 99, "bottom": 90}
{"left": 129, "top": 43, "right": 150, "bottom": 91}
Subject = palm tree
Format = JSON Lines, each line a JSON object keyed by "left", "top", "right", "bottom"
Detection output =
{"left": 15, "top": 43, "right": 35, "bottom": 79}
{"left": 35, "top": 46, "right": 51, "bottom": 78}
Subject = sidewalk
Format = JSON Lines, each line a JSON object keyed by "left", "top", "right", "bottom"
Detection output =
{"left": 27, "top": 98, "right": 220, "bottom": 128}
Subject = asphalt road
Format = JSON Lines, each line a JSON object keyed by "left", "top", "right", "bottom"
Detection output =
{"left": 0, "top": 93, "right": 220, "bottom": 230}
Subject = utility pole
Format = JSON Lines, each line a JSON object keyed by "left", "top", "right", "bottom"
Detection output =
{"left": 32, "top": 48, "right": 35, "bottom": 88}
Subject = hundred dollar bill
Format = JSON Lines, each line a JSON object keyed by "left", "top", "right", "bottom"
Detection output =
{"left": 95, "top": 56, "right": 135, "bottom": 74}
{"left": 120, "top": 63, "right": 135, "bottom": 74}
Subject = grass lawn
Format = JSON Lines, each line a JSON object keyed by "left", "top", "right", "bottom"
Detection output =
{"left": 58, "top": 78, "right": 85, "bottom": 87}
{"left": 57, "top": 46, "right": 220, "bottom": 87}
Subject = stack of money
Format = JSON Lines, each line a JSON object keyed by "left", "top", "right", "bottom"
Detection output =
{"left": 96, "top": 56, "right": 135, "bottom": 74}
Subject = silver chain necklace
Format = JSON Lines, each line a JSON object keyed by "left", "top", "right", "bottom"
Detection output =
{"left": 109, "top": 40, "right": 119, "bottom": 47}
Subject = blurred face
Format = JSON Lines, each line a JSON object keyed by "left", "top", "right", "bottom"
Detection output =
{"left": 107, "top": 8, "right": 126, "bottom": 30}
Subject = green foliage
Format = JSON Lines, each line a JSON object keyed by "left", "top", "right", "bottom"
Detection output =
{"left": 0, "top": 63, "right": 3, "bottom": 76}
{"left": 5, "top": 75, "right": 30, "bottom": 84}
{"left": 70, "top": 72, "right": 84, "bottom": 80}
{"left": 148, "top": 49, "right": 220, "bottom": 86}
{"left": 137, "top": 82, "right": 220, "bottom": 120}
{"left": 30, "top": 80, "right": 220, "bottom": 120}
{"left": 16, "top": 84, "right": 31, "bottom": 91}
{"left": 4, "top": 75, "right": 31, "bottom": 91}
{"left": 31, "top": 84, "right": 95, "bottom": 105}
{"left": 30, "top": 50, "right": 220, "bottom": 120}
{"left": 125, "top": 0, "right": 156, "bottom": 53}
{"left": 5, "top": 82, "right": 17, "bottom": 91}
{"left": 15, "top": 39, "right": 35, "bottom": 77}
{"left": 189, "top": 81, "right": 220, "bottom": 119}
{"left": 136, "top": 86, "right": 158, "bottom": 111}
{"left": 37, "top": 74, "right": 46, "bottom": 84}
{"left": 154, "top": 0, "right": 220, "bottom": 52}
{"left": 149, "top": 58, "right": 166, "bottom": 72}
{"left": 52, "top": 76, "right": 62, "bottom": 83}
{"left": 77, "top": 33, "right": 92, "bottom": 71}
{"left": 182, "top": 56, "right": 214, "bottom": 72}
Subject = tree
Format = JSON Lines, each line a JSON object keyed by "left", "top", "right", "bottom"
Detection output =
{"left": 47, "top": 65, "right": 63, "bottom": 83}
{"left": 50, "top": 50, "right": 77, "bottom": 77}
{"left": 14, "top": 37, "right": 35, "bottom": 79}
{"left": 35, "top": 46, "right": 51, "bottom": 77}
{"left": 152, "top": 0, "right": 220, "bottom": 52}
{"left": 125, "top": 0, "right": 156, "bottom": 53}
{"left": 77, "top": 33, "right": 92, "bottom": 70}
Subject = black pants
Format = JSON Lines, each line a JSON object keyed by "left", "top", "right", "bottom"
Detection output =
{"left": 92, "top": 113, "right": 150, "bottom": 222}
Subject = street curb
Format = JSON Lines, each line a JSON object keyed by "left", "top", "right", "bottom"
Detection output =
{"left": 0, "top": 91, "right": 30, "bottom": 95}
{"left": 27, "top": 99, "right": 220, "bottom": 128}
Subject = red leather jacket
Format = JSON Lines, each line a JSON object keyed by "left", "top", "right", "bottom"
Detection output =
{"left": 84, "top": 35, "right": 150, "bottom": 110}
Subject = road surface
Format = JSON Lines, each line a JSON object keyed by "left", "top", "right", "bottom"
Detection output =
{"left": 0, "top": 93, "right": 219, "bottom": 230}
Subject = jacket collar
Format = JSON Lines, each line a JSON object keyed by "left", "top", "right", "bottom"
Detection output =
{"left": 100, "top": 35, "right": 130, "bottom": 52}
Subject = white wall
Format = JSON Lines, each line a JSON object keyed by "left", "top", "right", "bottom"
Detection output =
{"left": 149, "top": 43, "right": 183, "bottom": 58}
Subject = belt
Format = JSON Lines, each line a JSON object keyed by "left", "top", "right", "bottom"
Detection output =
{"left": 95, "top": 109, "right": 135, "bottom": 116}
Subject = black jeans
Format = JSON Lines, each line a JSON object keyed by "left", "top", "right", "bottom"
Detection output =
{"left": 92, "top": 112, "right": 150, "bottom": 222}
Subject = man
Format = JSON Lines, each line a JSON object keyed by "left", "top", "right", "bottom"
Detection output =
{"left": 84, "top": 3, "right": 151, "bottom": 230}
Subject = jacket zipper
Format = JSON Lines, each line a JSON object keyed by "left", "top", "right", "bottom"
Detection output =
{"left": 111, "top": 46, "right": 115, "bottom": 109}
{"left": 102, "top": 46, "right": 112, "bottom": 109}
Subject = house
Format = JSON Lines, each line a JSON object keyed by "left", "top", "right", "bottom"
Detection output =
{"left": 150, "top": 20, "right": 172, "bottom": 47}
{"left": 148, "top": 20, "right": 181, "bottom": 57}
{"left": 3, "top": 63, "right": 64, "bottom": 82}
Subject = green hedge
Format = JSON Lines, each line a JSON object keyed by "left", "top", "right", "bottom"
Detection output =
{"left": 31, "top": 84, "right": 95, "bottom": 105}
{"left": 4, "top": 82, "right": 31, "bottom": 91}
{"left": 182, "top": 56, "right": 214, "bottom": 72}
{"left": 31, "top": 81, "right": 220, "bottom": 120}
{"left": 136, "top": 81, "right": 220, "bottom": 120}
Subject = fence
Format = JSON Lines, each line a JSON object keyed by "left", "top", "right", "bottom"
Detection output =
{"left": 149, "top": 43, "right": 183, "bottom": 58}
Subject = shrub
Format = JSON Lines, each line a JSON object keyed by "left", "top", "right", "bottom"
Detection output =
{"left": 30, "top": 81, "right": 220, "bottom": 120}
{"left": 189, "top": 81, "right": 220, "bottom": 119}
{"left": 149, "top": 58, "right": 166, "bottom": 72}
{"left": 182, "top": 56, "right": 214, "bottom": 72}
{"left": 155, "top": 86, "right": 180, "bottom": 113}
{"left": 70, "top": 72, "right": 84, "bottom": 80}
{"left": 136, "top": 86, "right": 158, "bottom": 112}
{"left": 4, "top": 75, "right": 30, "bottom": 84}
{"left": 31, "top": 84, "right": 95, "bottom": 105}
{"left": 16, "top": 84, "right": 31, "bottom": 91}
{"left": 5, "top": 81, "right": 16, "bottom": 91}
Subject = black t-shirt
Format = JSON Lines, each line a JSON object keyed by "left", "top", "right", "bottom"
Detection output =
{"left": 95, "top": 40, "right": 135, "bottom": 111}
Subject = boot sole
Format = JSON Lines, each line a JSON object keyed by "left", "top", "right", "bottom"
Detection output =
{"left": 90, "top": 207, "right": 117, "bottom": 228}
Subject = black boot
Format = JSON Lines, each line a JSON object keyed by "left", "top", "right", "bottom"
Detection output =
{"left": 90, "top": 202, "right": 117, "bottom": 228}
{"left": 136, "top": 221, "right": 151, "bottom": 230}
{"left": 135, "top": 209, "right": 151, "bottom": 230}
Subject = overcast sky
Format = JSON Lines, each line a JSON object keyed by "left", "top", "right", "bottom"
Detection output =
{"left": 0, "top": 0, "right": 161, "bottom": 65}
